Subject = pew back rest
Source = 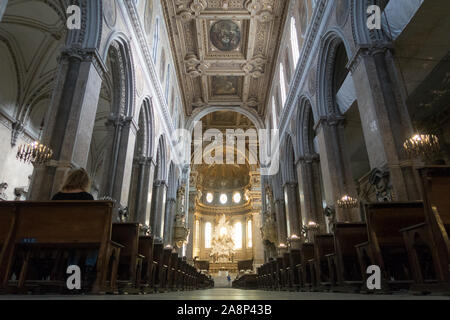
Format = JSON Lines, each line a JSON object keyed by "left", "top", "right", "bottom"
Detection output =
{"left": 420, "top": 167, "right": 450, "bottom": 226}
{"left": 153, "top": 243, "right": 163, "bottom": 262}
{"left": 334, "top": 223, "right": 368, "bottom": 255}
{"left": 365, "top": 202, "right": 425, "bottom": 246}
{"left": 12, "top": 201, "right": 114, "bottom": 244}
{"left": 237, "top": 259, "right": 253, "bottom": 271}
{"left": 289, "top": 249, "right": 301, "bottom": 266}
{"left": 301, "top": 243, "right": 315, "bottom": 262}
{"left": 0, "top": 203, "right": 15, "bottom": 244}
{"left": 112, "top": 223, "right": 140, "bottom": 256}
{"left": 314, "top": 234, "right": 334, "bottom": 259}
{"left": 138, "top": 236, "right": 154, "bottom": 261}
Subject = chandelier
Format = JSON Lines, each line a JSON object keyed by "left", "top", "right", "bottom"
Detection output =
{"left": 403, "top": 134, "right": 440, "bottom": 159}
{"left": 16, "top": 121, "right": 53, "bottom": 165}
{"left": 337, "top": 195, "right": 358, "bottom": 209}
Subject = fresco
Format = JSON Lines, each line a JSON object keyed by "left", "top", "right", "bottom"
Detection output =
{"left": 210, "top": 20, "right": 241, "bottom": 51}
{"left": 212, "top": 76, "right": 239, "bottom": 96}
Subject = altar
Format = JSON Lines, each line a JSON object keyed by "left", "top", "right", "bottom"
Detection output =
{"left": 209, "top": 262, "right": 238, "bottom": 274}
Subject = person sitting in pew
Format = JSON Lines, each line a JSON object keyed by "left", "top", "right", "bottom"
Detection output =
{"left": 51, "top": 168, "right": 97, "bottom": 289}
{"left": 51, "top": 168, "right": 94, "bottom": 201}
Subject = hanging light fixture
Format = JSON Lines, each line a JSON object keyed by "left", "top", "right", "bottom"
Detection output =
{"left": 337, "top": 195, "right": 358, "bottom": 209}
{"left": 403, "top": 133, "right": 440, "bottom": 159}
{"left": 16, "top": 119, "right": 53, "bottom": 165}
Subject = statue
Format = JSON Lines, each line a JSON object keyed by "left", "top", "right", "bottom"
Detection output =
{"left": 0, "top": 182, "right": 8, "bottom": 201}
{"left": 173, "top": 186, "right": 189, "bottom": 248}
{"left": 209, "top": 215, "right": 235, "bottom": 263}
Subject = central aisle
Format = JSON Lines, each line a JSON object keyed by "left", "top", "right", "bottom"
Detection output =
{"left": 2, "top": 289, "right": 449, "bottom": 300}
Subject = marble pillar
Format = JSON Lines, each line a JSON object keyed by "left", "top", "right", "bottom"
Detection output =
{"left": 349, "top": 47, "right": 420, "bottom": 201}
{"left": 283, "top": 182, "right": 302, "bottom": 237}
{"left": 150, "top": 180, "right": 167, "bottom": 240}
{"left": 316, "top": 116, "right": 360, "bottom": 222}
{"left": 129, "top": 157, "right": 155, "bottom": 226}
{"left": 103, "top": 115, "right": 137, "bottom": 205}
{"left": 164, "top": 197, "right": 177, "bottom": 245}
{"left": 296, "top": 155, "right": 326, "bottom": 231}
{"left": 29, "top": 47, "right": 104, "bottom": 200}
{"left": 274, "top": 199, "right": 288, "bottom": 245}
{"left": 252, "top": 212, "right": 264, "bottom": 267}
{"left": 185, "top": 190, "right": 197, "bottom": 263}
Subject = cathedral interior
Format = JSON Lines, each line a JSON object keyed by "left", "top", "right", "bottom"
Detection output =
{"left": 0, "top": 0, "right": 450, "bottom": 302}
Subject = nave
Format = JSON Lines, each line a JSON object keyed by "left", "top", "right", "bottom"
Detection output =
{"left": 1, "top": 288, "right": 449, "bottom": 301}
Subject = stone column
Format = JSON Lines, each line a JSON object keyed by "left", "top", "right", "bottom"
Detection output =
{"left": 283, "top": 182, "right": 302, "bottom": 237}
{"left": 185, "top": 189, "right": 197, "bottom": 263}
{"left": 296, "top": 154, "right": 326, "bottom": 231}
{"left": 348, "top": 46, "right": 420, "bottom": 201}
{"left": 0, "top": 0, "right": 7, "bottom": 21}
{"left": 164, "top": 197, "right": 176, "bottom": 245}
{"left": 316, "top": 116, "right": 360, "bottom": 222}
{"left": 274, "top": 199, "right": 288, "bottom": 245}
{"left": 103, "top": 115, "right": 137, "bottom": 205}
{"left": 29, "top": 46, "right": 105, "bottom": 200}
{"left": 252, "top": 212, "right": 264, "bottom": 267}
{"left": 150, "top": 180, "right": 167, "bottom": 240}
{"left": 129, "top": 157, "right": 155, "bottom": 226}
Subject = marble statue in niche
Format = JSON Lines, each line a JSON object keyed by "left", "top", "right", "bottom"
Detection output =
{"left": 210, "top": 20, "right": 241, "bottom": 51}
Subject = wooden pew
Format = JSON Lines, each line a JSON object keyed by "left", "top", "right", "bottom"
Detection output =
{"left": 168, "top": 252, "right": 179, "bottom": 291}
{"left": 401, "top": 166, "right": 450, "bottom": 293}
{"left": 361, "top": 201, "right": 425, "bottom": 291}
{"left": 237, "top": 259, "right": 253, "bottom": 273}
{"left": 158, "top": 247, "right": 172, "bottom": 292}
{"left": 312, "top": 234, "right": 334, "bottom": 291}
{"left": 138, "top": 235, "right": 154, "bottom": 293}
{"left": 327, "top": 222, "right": 368, "bottom": 292}
{"left": 0, "top": 202, "right": 15, "bottom": 289}
{"left": 151, "top": 242, "right": 164, "bottom": 292}
{"left": 0, "top": 201, "right": 122, "bottom": 294}
{"left": 288, "top": 249, "right": 302, "bottom": 291}
{"left": 268, "top": 259, "right": 277, "bottom": 290}
{"left": 297, "top": 243, "right": 315, "bottom": 291}
{"left": 280, "top": 253, "right": 291, "bottom": 290}
{"left": 111, "top": 223, "right": 144, "bottom": 294}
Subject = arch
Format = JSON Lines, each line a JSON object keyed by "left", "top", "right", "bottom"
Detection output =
{"left": 155, "top": 134, "right": 168, "bottom": 182}
{"left": 350, "top": 0, "right": 388, "bottom": 46}
{"left": 187, "top": 106, "right": 264, "bottom": 132}
{"left": 317, "top": 29, "right": 353, "bottom": 117}
{"left": 296, "top": 96, "right": 318, "bottom": 157}
{"left": 281, "top": 133, "right": 297, "bottom": 185}
{"left": 136, "top": 97, "right": 155, "bottom": 158}
{"left": 102, "top": 34, "right": 136, "bottom": 117}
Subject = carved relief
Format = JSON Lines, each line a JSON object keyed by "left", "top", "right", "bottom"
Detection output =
{"left": 242, "top": 55, "right": 266, "bottom": 78}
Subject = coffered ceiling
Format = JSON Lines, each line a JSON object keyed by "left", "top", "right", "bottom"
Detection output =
{"left": 161, "top": 0, "right": 289, "bottom": 116}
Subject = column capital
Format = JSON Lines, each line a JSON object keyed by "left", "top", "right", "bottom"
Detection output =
{"left": 296, "top": 153, "right": 320, "bottom": 166}
{"left": 153, "top": 179, "right": 167, "bottom": 187}
{"left": 59, "top": 45, "right": 107, "bottom": 78}
{"left": 274, "top": 199, "right": 285, "bottom": 206}
{"left": 347, "top": 43, "right": 394, "bottom": 74}
{"left": 315, "top": 114, "right": 345, "bottom": 131}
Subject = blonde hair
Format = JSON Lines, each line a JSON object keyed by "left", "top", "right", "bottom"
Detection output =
{"left": 61, "top": 168, "right": 91, "bottom": 192}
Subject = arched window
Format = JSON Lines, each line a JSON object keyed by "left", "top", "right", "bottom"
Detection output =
{"left": 165, "top": 64, "right": 171, "bottom": 101}
{"left": 247, "top": 220, "right": 252, "bottom": 248}
{"left": 152, "top": 17, "right": 160, "bottom": 62}
{"left": 205, "top": 222, "right": 212, "bottom": 248}
{"left": 280, "top": 63, "right": 287, "bottom": 107}
{"left": 233, "top": 222, "right": 242, "bottom": 250}
{"left": 290, "top": 17, "right": 300, "bottom": 68}
{"left": 272, "top": 96, "right": 277, "bottom": 129}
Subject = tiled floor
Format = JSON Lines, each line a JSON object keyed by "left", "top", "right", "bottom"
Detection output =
{"left": 1, "top": 288, "right": 449, "bottom": 300}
